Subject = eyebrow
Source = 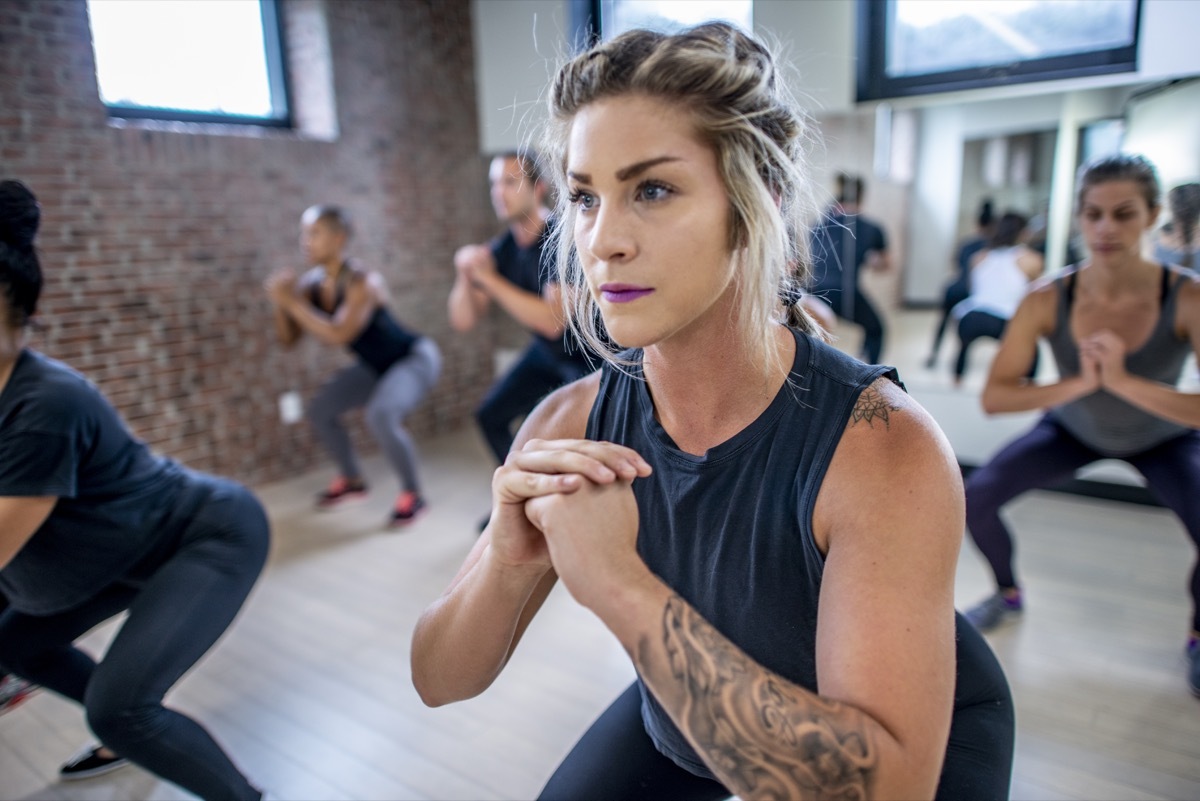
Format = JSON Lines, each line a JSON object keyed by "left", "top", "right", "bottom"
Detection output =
{"left": 568, "top": 156, "right": 683, "bottom": 185}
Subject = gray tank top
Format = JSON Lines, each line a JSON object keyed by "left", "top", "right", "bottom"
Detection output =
{"left": 1047, "top": 266, "right": 1194, "bottom": 456}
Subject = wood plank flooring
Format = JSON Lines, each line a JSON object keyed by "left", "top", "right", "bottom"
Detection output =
{"left": 3, "top": 310, "right": 1199, "bottom": 800}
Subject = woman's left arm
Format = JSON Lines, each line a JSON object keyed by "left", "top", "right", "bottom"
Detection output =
{"left": 0, "top": 496, "right": 57, "bottom": 568}
{"left": 1084, "top": 276, "right": 1200, "bottom": 428}
{"left": 275, "top": 271, "right": 379, "bottom": 347}
{"left": 524, "top": 380, "right": 961, "bottom": 800}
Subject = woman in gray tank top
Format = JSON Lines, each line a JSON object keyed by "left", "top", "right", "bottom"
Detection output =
{"left": 413, "top": 23, "right": 1014, "bottom": 800}
{"left": 963, "top": 154, "right": 1200, "bottom": 700}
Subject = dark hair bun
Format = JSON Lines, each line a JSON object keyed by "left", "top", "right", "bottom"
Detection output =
{"left": 0, "top": 180, "right": 41, "bottom": 251}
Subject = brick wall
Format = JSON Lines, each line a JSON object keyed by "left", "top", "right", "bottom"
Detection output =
{"left": 0, "top": 0, "right": 514, "bottom": 485}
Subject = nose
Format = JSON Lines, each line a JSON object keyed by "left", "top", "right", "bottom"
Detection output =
{"left": 584, "top": 203, "right": 636, "bottom": 263}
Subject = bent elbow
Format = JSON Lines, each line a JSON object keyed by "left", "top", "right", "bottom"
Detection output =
{"left": 412, "top": 676, "right": 451, "bottom": 708}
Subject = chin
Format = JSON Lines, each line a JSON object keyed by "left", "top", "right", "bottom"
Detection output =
{"left": 599, "top": 317, "right": 667, "bottom": 351}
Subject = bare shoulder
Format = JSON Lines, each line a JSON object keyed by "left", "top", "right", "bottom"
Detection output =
{"left": 512, "top": 370, "right": 602, "bottom": 448}
{"left": 1173, "top": 266, "right": 1200, "bottom": 300}
{"left": 1172, "top": 268, "right": 1200, "bottom": 330}
{"left": 843, "top": 376, "right": 946, "bottom": 451}
{"left": 815, "top": 376, "right": 961, "bottom": 552}
{"left": 299, "top": 266, "right": 325, "bottom": 289}
{"left": 1025, "top": 269, "right": 1066, "bottom": 300}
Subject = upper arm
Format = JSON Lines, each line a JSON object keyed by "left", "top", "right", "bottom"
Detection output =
{"left": 0, "top": 496, "right": 57, "bottom": 568}
{"left": 1173, "top": 273, "right": 1200, "bottom": 350}
{"left": 812, "top": 380, "right": 960, "bottom": 773}
{"left": 331, "top": 274, "right": 378, "bottom": 343}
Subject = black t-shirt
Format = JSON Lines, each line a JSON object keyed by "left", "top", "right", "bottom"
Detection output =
{"left": 809, "top": 211, "right": 888, "bottom": 292}
{"left": 490, "top": 222, "right": 592, "bottom": 368}
{"left": 0, "top": 349, "right": 205, "bottom": 614}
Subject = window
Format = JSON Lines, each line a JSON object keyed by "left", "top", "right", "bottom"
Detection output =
{"left": 858, "top": 0, "right": 1141, "bottom": 101}
{"left": 86, "top": 0, "right": 290, "bottom": 126}
{"left": 600, "top": 0, "right": 752, "bottom": 38}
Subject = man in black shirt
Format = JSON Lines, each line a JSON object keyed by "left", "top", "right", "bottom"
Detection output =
{"left": 809, "top": 173, "right": 892, "bottom": 364}
{"left": 449, "top": 151, "right": 593, "bottom": 463}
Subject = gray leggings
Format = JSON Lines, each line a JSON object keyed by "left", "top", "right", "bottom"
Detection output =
{"left": 309, "top": 337, "right": 441, "bottom": 494}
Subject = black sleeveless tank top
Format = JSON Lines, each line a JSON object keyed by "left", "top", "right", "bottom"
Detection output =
{"left": 308, "top": 265, "right": 420, "bottom": 375}
{"left": 586, "top": 328, "right": 1013, "bottom": 785}
{"left": 1047, "top": 266, "right": 1194, "bottom": 456}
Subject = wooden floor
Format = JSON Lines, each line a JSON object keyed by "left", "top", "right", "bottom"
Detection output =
{"left": 3, "top": 310, "right": 1200, "bottom": 800}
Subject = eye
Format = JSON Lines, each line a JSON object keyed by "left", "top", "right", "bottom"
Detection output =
{"left": 568, "top": 189, "right": 597, "bottom": 211}
{"left": 637, "top": 181, "right": 673, "bottom": 202}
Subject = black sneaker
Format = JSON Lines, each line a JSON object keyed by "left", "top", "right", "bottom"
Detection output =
{"left": 60, "top": 745, "right": 129, "bottom": 781}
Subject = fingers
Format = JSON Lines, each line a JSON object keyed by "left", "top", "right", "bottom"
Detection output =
{"left": 516, "top": 439, "right": 652, "bottom": 482}
{"left": 493, "top": 466, "right": 583, "bottom": 504}
{"left": 491, "top": 439, "right": 650, "bottom": 506}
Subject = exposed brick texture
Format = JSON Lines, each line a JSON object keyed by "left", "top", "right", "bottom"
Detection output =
{"left": 1, "top": 0, "right": 521, "bottom": 485}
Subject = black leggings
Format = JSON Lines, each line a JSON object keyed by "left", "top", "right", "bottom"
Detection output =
{"left": 820, "top": 286, "right": 885, "bottom": 364}
{"left": 954, "top": 309, "right": 1038, "bottom": 380}
{"left": 0, "top": 477, "right": 269, "bottom": 801}
{"left": 966, "top": 416, "right": 1200, "bottom": 631}
{"left": 540, "top": 617, "right": 1013, "bottom": 801}
{"left": 538, "top": 683, "right": 730, "bottom": 801}
{"left": 476, "top": 341, "right": 591, "bottom": 463}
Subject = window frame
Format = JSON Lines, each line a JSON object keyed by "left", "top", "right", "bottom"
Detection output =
{"left": 91, "top": 0, "right": 293, "bottom": 128}
{"left": 856, "top": 0, "right": 1142, "bottom": 102}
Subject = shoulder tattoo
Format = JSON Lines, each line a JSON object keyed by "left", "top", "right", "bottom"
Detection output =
{"left": 849, "top": 384, "right": 903, "bottom": 430}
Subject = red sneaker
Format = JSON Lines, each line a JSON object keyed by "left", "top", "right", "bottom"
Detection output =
{"left": 388, "top": 491, "right": 427, "bottom": 528}
{"left": 315, "top": 477, "right": 369, "bottom": 509}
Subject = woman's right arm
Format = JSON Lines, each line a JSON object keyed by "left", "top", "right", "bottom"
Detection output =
{"left": 981, "top": 282, "right": 1098, "bottom": 414}
{"left": 411, "top": 371, "right": 647, "bottom": 706}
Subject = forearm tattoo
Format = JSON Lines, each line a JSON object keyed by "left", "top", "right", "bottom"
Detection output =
{"left": 651, "top": 595, "right": 876, "bottom": 801}
{"left": 849, "top": 385, "right": 902, "bottom": 430}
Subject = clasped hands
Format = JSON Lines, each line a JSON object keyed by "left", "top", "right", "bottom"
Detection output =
{"left": 489, "top": 438, "right": 653, "bottom": 612}
{"left": 263, "top": 268, "right": 300, "bottom": 309}
{"left": 1077, "top": 329, "right": 1130, "bottom": 392}
{"left": 453, "top": 245, "right": 499, "bottom": 292}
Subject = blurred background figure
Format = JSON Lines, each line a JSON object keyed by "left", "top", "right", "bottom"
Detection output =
{"left": 266, "top": 205, "right": 441, "bottom": 529}
{"left": 949, "top": 211, "right": 1044, "bottom": 386}
{"left": 927, "top": 199, "right": 994, "bottom": 368}
{"left": 1155, "top": 182, "right": 1200, "bottom": 269}
{"left": 808, "top": 173, "right": 892, "bottom": 364}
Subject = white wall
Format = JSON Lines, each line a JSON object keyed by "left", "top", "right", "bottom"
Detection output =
{"left": 471, "top": 0, "right": 570, "bottom": 154}
{"left": 1124, "top": 80, "right": 1200, "bottom": 190}
{"left": 469, "top": 0, "right": 860, "bottom": 153}
{"left": 470, "top": 1, "right": 1200, "bottom": 303}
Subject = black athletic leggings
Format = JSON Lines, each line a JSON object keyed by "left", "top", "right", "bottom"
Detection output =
{"left": 954, "top": 309, "right": 1039, "bottom": 380}
{"left": 0, "top": 476, "right": 269, "bottom": 801}
{"left": 539, "top": 616, "right": 1013, "bottom": 801}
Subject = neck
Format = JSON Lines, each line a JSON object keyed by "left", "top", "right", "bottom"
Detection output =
{"left": 641, "top": 317, "right": 792, "bottom": 455}
{"left": 319, "top": 256, "right": 345, "bottom": 275}
{"left": 510, "top": 211, "right": 547, "bottom": 248}
{"left": 1081, "top": 250, "right": 1156, "bottom": 290}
